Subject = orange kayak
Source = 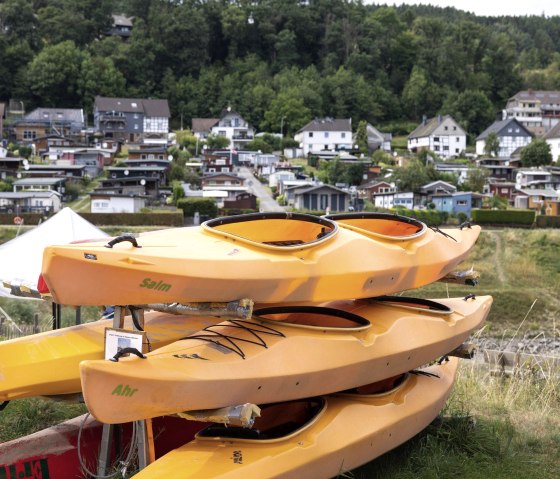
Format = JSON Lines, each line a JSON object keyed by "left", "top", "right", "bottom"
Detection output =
{"left": 131, "top": 358, "right": 459, "bottom": 479}
{"left": 79, "top": 295, "right": 491, "bottom": 424}
{"left": 41, "top": 212, "right": 480, "bottom": 306}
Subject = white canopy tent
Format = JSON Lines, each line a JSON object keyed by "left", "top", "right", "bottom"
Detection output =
{"left": 0, "top": 208, "right": 109, "bottom": 299}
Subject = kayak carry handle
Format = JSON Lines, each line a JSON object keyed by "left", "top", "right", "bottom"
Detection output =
{"left": 110, "top": 347, "right": 147, "bottom": 362}
{"left": 105, "top": 234, "right": 142, "bottom": 249}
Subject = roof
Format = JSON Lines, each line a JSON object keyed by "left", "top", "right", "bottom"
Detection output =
{"left": 476, "top": 118, "right": 532, "bottom": 140}
{"left": 13, "top": 178, "right": 65, "bottom": 186}
{"left": 192, "top": 118, "right": 220, "bottom": 133}
{"left": 408, "top": 115, "right": 465, "bottom": 139}
{"left": 516, "top": 188, "right": 560, "bottom": 198}
{"left": 544, "top": 121, "right": 560, "bottom": 139}
{"left": 94, "top": 96, "right": 170, "bottom": 117}
{"left": 297, "top": 118, "right": 351, "bottom": 133}
{"left": 27, "top": 164, "right": 86, "bottom": 170}
{"left": 202, "top": 172, "right": 243, "bottom": 180}
{"left": 22, "top": 108, "right": 84, "bottom": 124}
{"left": 0, "top": 191, "right": 62, "bottom": 198}
{"left": 112, "top": 14, "right": 133, "bottom": 27}
{"left": 295, "top": 184, "right": 350, "bottom": 195}
{"left": 508, "top": 90, "right": 560, "bottom": 104}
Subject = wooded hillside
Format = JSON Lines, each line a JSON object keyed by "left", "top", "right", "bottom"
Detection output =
{"left": 2, "top": 0, "right": 560, "bottom": 138}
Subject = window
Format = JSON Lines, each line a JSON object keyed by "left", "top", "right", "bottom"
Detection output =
{"left": 453, "top": 126, "right": 457, "bottom": 131}
{"left": 341, "top": 132, "right": 346, "bottom": 138}
{"left": 455, "top": 148, "right": 460, "bottom": 153}
{"left": 134, "top": 124, "right": 139, "bottom": 130}
{"left": 434, "top": 137, "right": 440, "bottom": 142}
{"left": 456, "top": 137, "right": 460, "bottom": 142}
{"left": 456, "top": 200, "right": 468, "bottom": 206}
{"left": 324, "top": 132, "right": 329, "bottom": 138}
{"left": 309, "top": 132, "right": 313, "bottom": 138}
{"left": 23, "top": 131, "right": 37, "bottom": 139}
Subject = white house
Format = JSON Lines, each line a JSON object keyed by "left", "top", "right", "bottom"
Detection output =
{"left": 90, "top": 193, "right": 146, "bottom": 213}
{"left": 515, "top": 169, "right": 553, "bottom": 189}
{"left": 0, "top": 191, "right": 62, "bottom": 214}
{"left": 476, "top": 118, "right": 533, "bottom": 157}
{"left": 372, "top": 191, "right": 395, "bottom": 209}
{"left": 295, "top": 118, "right": 353, "bottom": 156}
{"left": 544, "top": 121, "right": 560, "bottom": 163}
{"left": 211, "top": 108, "right": 255, "bottom": 150}
{"left": 407, "top": 115, "right": 466, "bottom": 159}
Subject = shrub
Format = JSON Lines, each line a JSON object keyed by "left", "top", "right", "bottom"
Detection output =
{"left": 471, "top": 209, "right": 536, "bottom": 226}
{"left": 176, "top": 198, "right": 218, "bottom": 218}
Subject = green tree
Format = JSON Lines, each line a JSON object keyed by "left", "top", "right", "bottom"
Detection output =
{"left": 463, "top": 168, "right": 489, "bottom": 193}
{"left": 520, "top": 139, "right": 553, "bottom": 167}
{"left": 344, "top": 162, "right": 365, "bottom": 186}
{"left": 484, "top": 132, "right": 500, "bottom": 157}
{"left": 78, "top": 54, "right": 126, "bottom": 113}
{"left": 356, "top": 121, "right": 369, "bottom": 154}
{"left": 390, "top": 160, "right": 435, "bottom": 192}
{"left": 25, "top": 41, "right": 83, "bottom": 106}
{"left": 206, "top": 135, "right": 231, "bottom": 149}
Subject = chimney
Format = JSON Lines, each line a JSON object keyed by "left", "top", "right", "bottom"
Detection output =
{"left": 422, "top": 114, "right": 427, "bottom": 125}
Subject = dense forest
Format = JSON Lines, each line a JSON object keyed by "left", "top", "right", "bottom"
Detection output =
{"left": 2, "top": 0, "right": 560, "bottom": 139}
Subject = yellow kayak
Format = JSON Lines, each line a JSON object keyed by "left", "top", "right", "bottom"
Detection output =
{"left": 131, "top": 358, "right": 459, "bottom": 479}
{"left": 79, "top": 295, "right": 491, "bottom": 424}
{"left": 41, "top": 212, "right": 480, "bottom": 306}
{"left": 0, "top": 311, "right": 221, "bottom": 401}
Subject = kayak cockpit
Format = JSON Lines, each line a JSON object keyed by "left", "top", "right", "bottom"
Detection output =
{"left": 202, "top": 212, "right": 337, "bottom": 250}
{"left": 254, "top": 305, "right": 371, "bottom": 331}
{"left": 196, "top": 398, "right": 325, "bottom": 442}
{"left": 325, "top": 212, "right": 426, "bottom": 241}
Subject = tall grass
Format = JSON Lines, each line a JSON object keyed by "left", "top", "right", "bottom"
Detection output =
{"left": 350, "top": 359, "right": 560, "bottom": 479}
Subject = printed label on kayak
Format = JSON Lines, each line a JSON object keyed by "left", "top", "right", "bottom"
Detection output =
{"left": 173, "top": 353, "right": 209, "bottom": 360}
{"left": 139, "top": 277, "right": 172, "bottom": 292}
{"left": 111, "top": 384, "right": 138, "bottom": 397}
{"left": 0, "top": 459, "right": 50, "bottom": 479}
{"left": 232, "top": 450, "right": 243, "bottom": 464}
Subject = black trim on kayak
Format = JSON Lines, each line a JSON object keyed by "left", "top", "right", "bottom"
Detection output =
{"left": 324, "top": 211, "right": 426, "bottom": 235}
{"left": 0, "top": 401, "right": 9, "bottom": 412}
{"left": 366, "top": 296, "right": 453, "bottom": 314}
{"left": 428, "top": 225, "right": 457, "bottom": 242}
{"left": 254, "top": 306, "right": 371, "bottom": 327}
{"left": 206, "top": 212, "right": 336, "bottom": 230}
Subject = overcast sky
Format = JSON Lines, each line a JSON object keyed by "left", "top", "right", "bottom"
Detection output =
{"left": 376, "top": 1, "right": 560, "bottom": 17}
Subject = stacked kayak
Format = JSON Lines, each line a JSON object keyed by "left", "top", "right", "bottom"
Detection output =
{"left": 78, "top": 295, "right": 491, "bottom": 424}
{"left": 4, "top": 211, "right": 488, "bottom": 477}
{"left": 131, "top": 358, "right": 459, "bottom": 479}
{"left": 40, "top": 212, "right": 480, "bottom": 306}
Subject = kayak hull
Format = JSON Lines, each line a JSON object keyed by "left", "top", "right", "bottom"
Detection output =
{"left": 131, "top": 358, "right": 459, "bottom": 479}
{"left": 79, "top": 295, "right": 491, "bottom": 424}
{"left": 41, "top": 214, "right": 480, "bottom": 306}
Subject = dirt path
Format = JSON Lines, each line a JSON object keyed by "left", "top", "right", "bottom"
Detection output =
{"left": 488, "top": 230, "right": 507, "bottom": 285}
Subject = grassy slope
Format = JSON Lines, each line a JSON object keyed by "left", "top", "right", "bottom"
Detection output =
{"left": 0, "top": 227, "right": 559, "bottom": 477}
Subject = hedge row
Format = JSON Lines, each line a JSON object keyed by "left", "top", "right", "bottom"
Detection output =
{"left": 176, "top": 198, "right": 219, "bottom": 217}
{"left": 79, "top": 212, "right": 184, "bottom": 226}
{"left": 536, "top": 215, "right": 560, "bottom": 228}
{"left": 471, "top": 209, "right": 536, "bottom": 225}
{"left": 0, "top": 213, "right": 45, "bottom": 225}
